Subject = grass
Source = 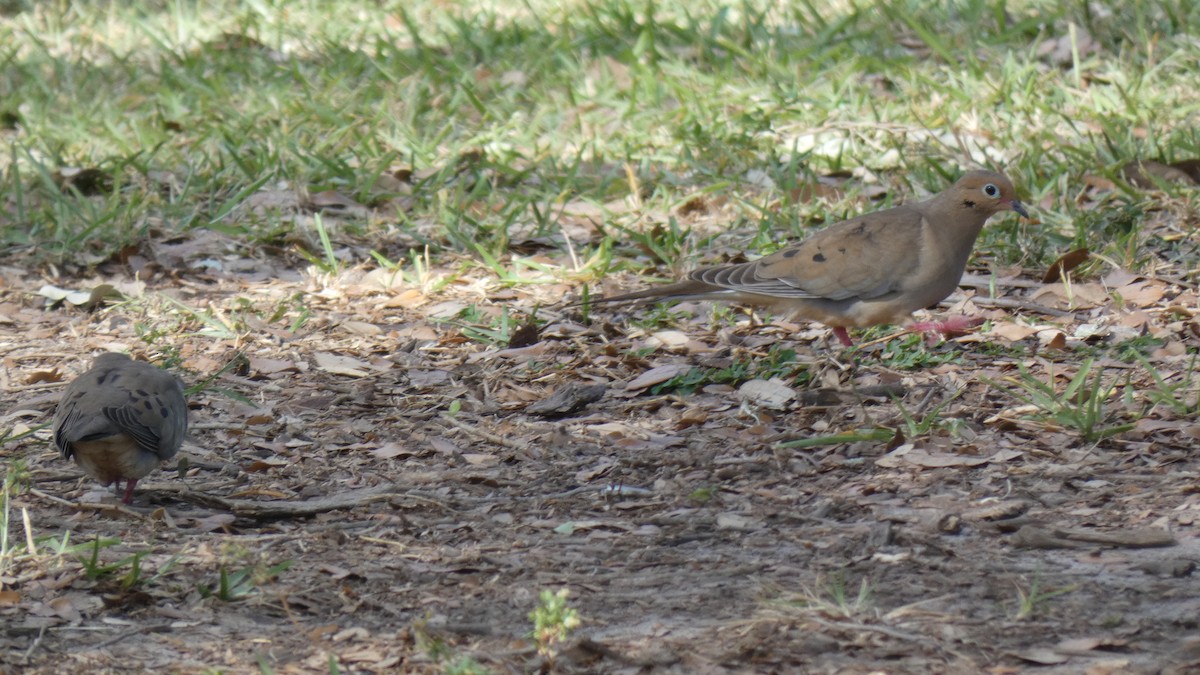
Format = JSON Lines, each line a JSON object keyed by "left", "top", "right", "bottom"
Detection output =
{"left": 2, "top": 0, "right": 1198, "bottom": 278}
{"left": 1012, "top": 574, "right": 1079, "bottom": 621}
{"left": 765, "top": 573, "right": 877, "bottom": 620}
{"left": 3, "top": 0, "right": 1199, "bottom": 664}
{"left": 986, "top": 357, "right": 1137, "bottom": 443}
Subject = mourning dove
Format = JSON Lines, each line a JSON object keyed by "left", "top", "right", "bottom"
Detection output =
{"left": 586, "top": 170, "right": 1028, "bottom": 346}
{"left": 52, "top": 352, "right": 188, "bottom": 504}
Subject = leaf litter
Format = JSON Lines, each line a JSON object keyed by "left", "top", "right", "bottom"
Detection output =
{"left": 2, "top": 179, "right": 1200, "bottom": 673}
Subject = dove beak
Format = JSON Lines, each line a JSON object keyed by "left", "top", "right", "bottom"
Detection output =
{"left": 1009, "top": 199, "right": 1029, "bottom": 218}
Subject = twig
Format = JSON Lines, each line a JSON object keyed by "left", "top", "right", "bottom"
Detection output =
{"left": 807, "top": 616, "right": 936, "bottom": 646}
{"left": 21, "top": 625, "right": 46, "bottom": 664}
{"left": 2, "top": 381, "right": 65, "bottom": 394}
{"left": 961, "top": 296, "right": 1073, "bottom": 317}
{"left": 28, "top": 488, "right": 146, "bottom": 519}
{"left": 168, "top": 484, "right": 410, "bottom": 519}
{"left": 441, "top": 414, "right": 527, "bottom": 451}
{"left": 92, "top": 624, "right": 173, "bottom": 650}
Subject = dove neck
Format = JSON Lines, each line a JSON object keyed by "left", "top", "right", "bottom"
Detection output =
{"left": 918, "top": 201, "right": 993, "bottom": 298}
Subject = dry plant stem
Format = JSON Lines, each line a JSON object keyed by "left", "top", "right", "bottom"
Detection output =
{"left": 29, "top": 487, "right": 146, "bottom": 519}
{"left": 441, "top": 413, "right": 527, "bottom": 451}
{"left": 166, "top": 484, "right": 406, "bottom": 519}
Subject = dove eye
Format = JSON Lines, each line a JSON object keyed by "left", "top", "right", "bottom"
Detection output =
{"left": 983, "top": 183, "right": 1000, "bottom": 198}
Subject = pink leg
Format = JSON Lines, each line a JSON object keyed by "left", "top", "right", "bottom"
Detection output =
{"left": 121, "top": 479, "right": 138, "bottom": 504}
{"left": 831, "top": 326, "right": 854, "bottom": 347}
{"left": 908, "top": 316, "right": 984, "bottom": 343}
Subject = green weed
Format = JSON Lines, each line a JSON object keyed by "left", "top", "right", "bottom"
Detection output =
{"left": 987, "top": 358, "right": 1136, "bottom": 442}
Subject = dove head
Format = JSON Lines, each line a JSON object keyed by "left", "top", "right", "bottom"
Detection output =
{"left": 93, "top": 352, "right": 132, "bottom": 368}
{"left": 947, "top": 170, "right": 1028, "bottom": 219}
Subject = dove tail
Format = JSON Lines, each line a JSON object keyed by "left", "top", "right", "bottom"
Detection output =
{"left": 569, "top": 280, "right": 733, "bottom": 308}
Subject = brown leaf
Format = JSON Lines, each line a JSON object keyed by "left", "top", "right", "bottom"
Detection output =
{"left": 1042, "top": 247, "right": 1090, "bottom": 283}
{"left": 340, "top": 320, "right": 383, "bottom": 337}
{"left": 249, "top": 357, "right": 298, "bottom": 375}
{"left": 987, "top": 321, "right": 1043, "bottom": 342}
{"left": 788, "top": 181, "right": 845, "bottom": 204}
{"left": 526, "top": 383, "right": 607, "bottom": 418}
{"left": 1170, "top": 159, "right": 1200, "bottom": 183}
{"left": 676, "top": 194, "right": 710, "bottom": 217}
{"left": 370, "top": 442, "right": 413, "bottom": 459}
{"left": 1122, "top": 160, "right": 1198, "bottom": 188}
{"left": 626, "top": 364, "right": 688, "bottom": 390}
{"left": 314, "top": 352, "right": 375, "bottom": 378}
{"left": 507, "top": 319, "right": 541, "bottom": 349}
{"left": 1081, "top": 174, "right": 1116, "bottom": 193}
{"left": 1030, "top": 282, "right": 1109, "bottom": 309}
{"left": 193, "top": 513, "right": 236, "bottom": 533}
{"left": 305, "top": 190, "right": 365, "bottom": 213}
{"left": 26, "top": 369, "right": 63, "bottom": 385}
{"left": 738, "top": 378, "right": 796, "bottom": 410}
{"left": 1015, "top": 647, "right": 1070, "bottom": 665}
{"left": 243, "top": 458, "right": 287, "bottom": 473}
{"left": 1113, "top": 280, "right": 1165, "bottom": 308}
{"left": 47, "top": 596, "right": 81, "bottom": 623}
{"left": 54, "top": 167, "right": 113, "bottom": 195}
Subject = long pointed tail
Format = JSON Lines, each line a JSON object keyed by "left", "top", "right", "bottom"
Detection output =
{"left": 568, "top": 280, "right": 732, "bottom": 308}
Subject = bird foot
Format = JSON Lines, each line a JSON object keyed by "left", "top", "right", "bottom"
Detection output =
{"left": 120, "top": 479, "right": 138, "bottom": 504}
{"left": 908, "top": 316, "right": 984, "bottom": 344}
{"left": 831, "top": 327, "right": 854, "bottom": 347}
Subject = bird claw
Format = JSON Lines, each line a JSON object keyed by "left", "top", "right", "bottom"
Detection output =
{"left": 909, "top": 316, "right": 984, "bottom": 344}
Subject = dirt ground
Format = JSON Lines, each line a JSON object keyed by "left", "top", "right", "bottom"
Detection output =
{"left": 3, "top": 221, "right": 1200, "bottom": 673}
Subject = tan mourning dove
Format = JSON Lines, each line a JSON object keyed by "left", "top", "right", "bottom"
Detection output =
{"left": 52, "top": 352, "right": 188, "bottom": 504}
{"left": 587, "top": 170, "right": 1028, "bottom": 346}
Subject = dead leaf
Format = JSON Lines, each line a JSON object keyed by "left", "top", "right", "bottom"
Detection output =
{"left": 313, "top": 352, "right": 372, "bottom": 378}
{"left": 525, "top": 383, "right": 607, "bottom": 418}
{"left": 378, "top": 289, "right": 428, "bottom": 309}
{"left": 429, "top": 437, "right": 461, "bottom": 454}
{"left": 875, "top": 445, "right": 992, "bottom": 469}
{"left": 738, "top": 378, "right": 796, "bottom": 410}
{"left": 716, "top": 513, "right": 760, "bottom": 530}
{"left": 1030, "top": 282, "right": 1109, "bottom": 309}
{"left": 1122, "top": 160, "right": 1198, "bottom": 188}
{"left": 1044, "top": 331, "right": 1068, "bottom": 350}
{"left": 507, "top": 319, "right": 541, "bottom": 349}
{"left": 25, "top": 369, "right": 63, "bottom": 385}
{"left": 1014, "top": 647, "right": 1070, "bottom": 665}
{"left": 626, "top": 364, "right": 688, "bottom": 391}
{"left": 54, "top": 167, "right": 113, "bottom": 195}
{"left": 409, "top": 369, "right": 450, "bottom": 388}
{"left": 1036, "top": 26, "right": 1099, "bottom": 67}
{"left": 341, "top": 321, "right": 383, "bottom": 337}
{"left": 987, "top": 321, "right": 1043, "bottom": 342}
{"left": 249, "top": 357, "right": 298, "bottom": 375}
{"left": 1042, "top": 247, "right": 1090, "bottom": 283}
{"left": 1170, "top": 159, "right": 1200, "bottom": 183}
{"left": 305, "top": 190, "right": 368, "bottom": 216}
{"left": 193, "top": 513, "right": 236, "bottom": 533}
{"left": 371, "top": 442, "right": 413, "bottom": 459}
{"left": 47, "top": 596, "right": 81, "bottom": 623}
{"left": 1113, "top": 281, "right": 1165, "bottom": 308}
{"left": 38, "top": 283, "right": 124, "bottom": 309}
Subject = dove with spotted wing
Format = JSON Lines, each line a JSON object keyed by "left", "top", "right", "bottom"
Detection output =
{"left": 52, "top": 352, "right": 188, "bottom": 504}
{"left": 585, "top": 170, "right": 1028, "bottom": 346}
